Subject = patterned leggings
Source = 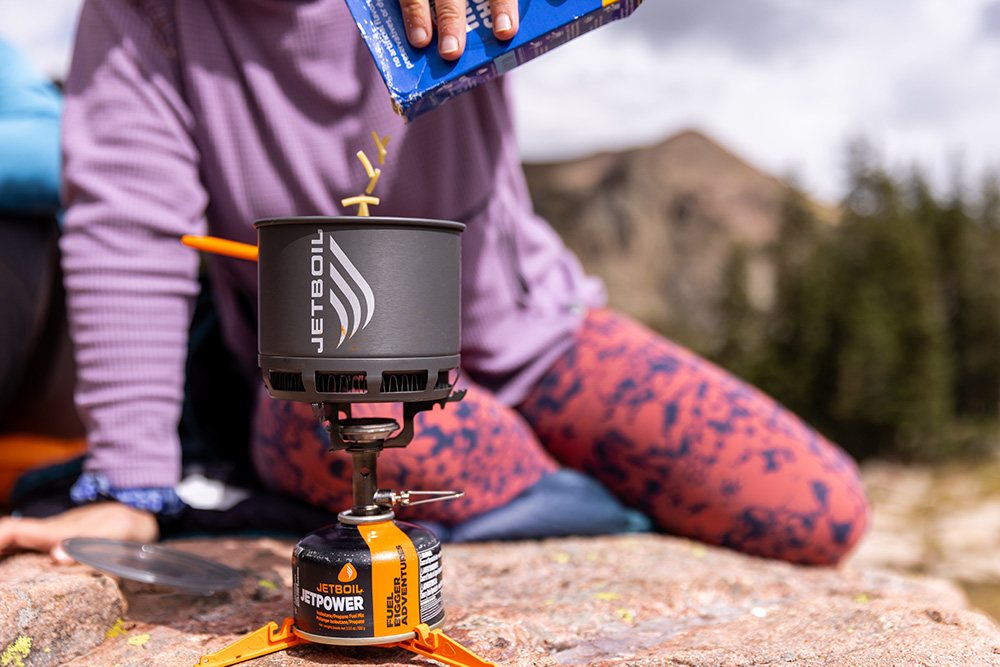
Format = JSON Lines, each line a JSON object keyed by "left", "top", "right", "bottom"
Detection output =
{"left": 252, "top": 309, "right": 869, "bottom": 565}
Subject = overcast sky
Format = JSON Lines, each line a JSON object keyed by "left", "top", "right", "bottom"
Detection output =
{"left": 2, "top": 0, "right": 999, "bottom": 201}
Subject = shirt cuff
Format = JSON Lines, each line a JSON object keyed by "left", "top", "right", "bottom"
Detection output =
{"left": 70, "top": 471, "right": 186, "bottom": 518}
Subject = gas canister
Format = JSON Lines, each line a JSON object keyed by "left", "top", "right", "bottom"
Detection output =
{"left": 293, "top": 517, "right": 445, "bottom": 645}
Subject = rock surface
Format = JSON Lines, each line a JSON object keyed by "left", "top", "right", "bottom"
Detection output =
{"left": 0, "top": 553, "right": 125, "bottom": 666}
{"left": 2, "top": 533, "right": 1000, "bottom": 667}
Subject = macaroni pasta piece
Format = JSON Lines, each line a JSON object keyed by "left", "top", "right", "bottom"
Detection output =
{"left": 341, "top": 195, "right": 380, "bottom": 216}
{"left": 356, "top": 150, "right": 382, "bottom": 194}
{"left": 356, "top": 150, "right": 376, "bottom": 178}
{"left": 371, "top": 132, "right": 390, "bottom": 165}
{"left": 365, "top": 168, "right": 381, "bottom": 195}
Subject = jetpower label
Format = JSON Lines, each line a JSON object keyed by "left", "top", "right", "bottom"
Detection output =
{"left": 294, "top": 546, "right": 375, "bottom": 638}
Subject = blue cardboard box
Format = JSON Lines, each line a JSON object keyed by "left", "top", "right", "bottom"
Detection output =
{"left": 344, "top": 0, "right": 644, "bottom": 120}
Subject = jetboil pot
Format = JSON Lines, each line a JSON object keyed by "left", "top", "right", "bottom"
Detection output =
{"left": 188, "top": 216, "right": 495, "bottom": 667}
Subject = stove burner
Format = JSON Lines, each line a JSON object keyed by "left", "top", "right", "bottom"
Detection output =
{"left": 191, "top": 216, "right": 493, "bottom": 667}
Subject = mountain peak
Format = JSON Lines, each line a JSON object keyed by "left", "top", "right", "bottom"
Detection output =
{"left": 522, "top": 128, "right": 807, "bottom": 347}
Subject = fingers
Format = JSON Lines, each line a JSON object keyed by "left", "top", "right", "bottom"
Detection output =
{"left": 0, "top": 516, "right": 18, "bottom": 556}
{"left": 489, "top": 0, "right": 519, "bottom": 40}
{"left": 399, "top": 0, "right": 520, "bottom": 60}
{"left": 0, "top": 515, "right": 59, "bottom": 555}
{"left": 400, "top": 0, "right": 433, "bottom": 48}
{"left": 432, "top": 0, "right": 469, "bottom": 60}
{"left": 0, "top": 504, "right": 159, "bottom": 562}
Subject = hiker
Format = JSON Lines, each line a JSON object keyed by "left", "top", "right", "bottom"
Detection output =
{"left": 0, "top": 0, "right": 868, "bottom": 566}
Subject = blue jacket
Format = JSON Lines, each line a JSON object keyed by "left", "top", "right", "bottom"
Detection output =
{"left": 0, "top": 40, "right": 63, "bottom": 214}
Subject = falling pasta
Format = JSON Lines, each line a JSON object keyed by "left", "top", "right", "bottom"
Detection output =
{"left": 356, "top": 150, "right": 376, "bottom": 177}
{"left": 343, "top": 133, "right": 391, "bottom": 216}
{"left": 356, "top": 151, "right": 382, "bottom": 195}
{"left": 371, "top": 132, "right": 390, "bottom": 165}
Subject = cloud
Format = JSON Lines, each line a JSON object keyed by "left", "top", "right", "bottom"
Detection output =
{"left": 614, "top": 0, "right": 828, "bottom": 60}
{"left": 4, "top": 0, "right": 1000, "bottom": 203}
{"left": 0, "top": 0, "right": 82, "bottom": 78}
{"left": 516, "top": 0, "right": 1000, "bottom": 201}
{"left": 983, "top": 0, "right": 1000, "bottom": 36}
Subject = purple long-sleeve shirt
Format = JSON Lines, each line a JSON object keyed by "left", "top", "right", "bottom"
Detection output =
{"left": 60, "top": 0, "right": 605, "bottom": 490}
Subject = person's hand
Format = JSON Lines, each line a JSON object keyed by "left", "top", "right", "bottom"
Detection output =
{"left": 400, "top": 0, "right": 520, "bottom": 60}
{"left": 0, "top": 502, "right": 159, "bottom": 564}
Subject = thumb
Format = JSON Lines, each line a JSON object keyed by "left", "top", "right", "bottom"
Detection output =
{"left": 51, "top": 541, "right": 75, "bottom": 565}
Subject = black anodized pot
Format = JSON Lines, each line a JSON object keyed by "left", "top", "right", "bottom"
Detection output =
{"left": 254, "top": 216, "right": 464, "bottom": 404}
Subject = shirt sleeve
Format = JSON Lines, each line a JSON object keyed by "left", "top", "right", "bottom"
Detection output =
{"left": 0, "top": 40, "right": 63, "bottom": 214}
{"left": 60, "top": 0, "right": 209, "bottom": 489}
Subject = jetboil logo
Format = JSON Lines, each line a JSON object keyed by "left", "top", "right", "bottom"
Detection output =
{"left": 309, "top": 229, "right": 375, "bottom": 352}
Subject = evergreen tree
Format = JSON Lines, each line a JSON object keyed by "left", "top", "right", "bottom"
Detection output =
{"left": 714, "top": 243, "right": 760, "bottom": 381}
{"left": 830, "top": 157, "right": 953, "bottom": 459}
{"left": 981, "top": 172, "right": 1000, "bottom": 230}
{"left": 950, "top": 176, "right": 1000, "bottom": 430}
{"left": 708, "top": 137, "right": 1000, "bottom": 461}
{"left": 754, "top": 184, "right": 837, "bottom": 429}
{"left": 915, "top": 170, "right": 1000, "bottom": 452}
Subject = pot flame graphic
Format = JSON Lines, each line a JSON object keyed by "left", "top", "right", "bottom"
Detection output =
{"left": 328, "top": 236, "right": 376, "bottom": 348}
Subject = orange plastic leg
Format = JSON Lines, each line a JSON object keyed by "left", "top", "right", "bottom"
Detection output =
{"left": 391, "top": 623, "right": 498, "bottom": 667}
{"left": 195, "top": 618, "right": 309, "bottom": 667}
